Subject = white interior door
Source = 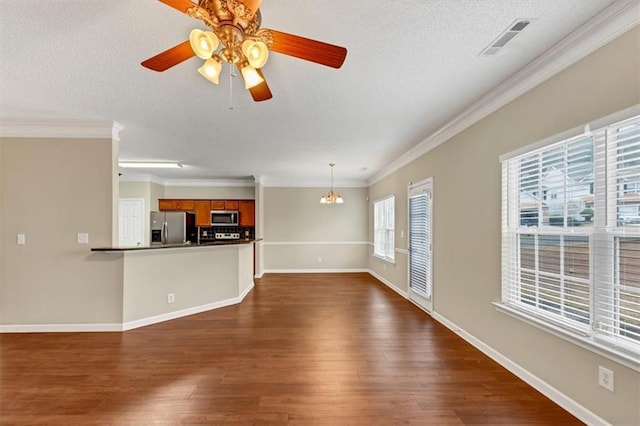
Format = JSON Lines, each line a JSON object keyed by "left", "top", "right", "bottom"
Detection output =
{"left": 408, "top": 179, "right": 433, "bottom": 312}
{"left": 119, "top": 198, "right": 145, "bottom": 247}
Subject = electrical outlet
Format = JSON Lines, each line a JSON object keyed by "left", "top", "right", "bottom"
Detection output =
{"left": 598, "top": 366, "right": 614, "bottom": 392}
{"left": 317, "top": 257, "right": 322, "bottom": 263}
{"left": 167, "top": 293, "right": 175, "bottom": 304}
{"left": 77, "top": 233, "right": 89, "bottom": 244}
{"left": 16, "top": 234, "right": 26, "bottom": 245}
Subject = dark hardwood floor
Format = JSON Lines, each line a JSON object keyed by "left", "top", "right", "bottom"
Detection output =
{"left": 0, "top": 273, "right": 582, "bottom": 425}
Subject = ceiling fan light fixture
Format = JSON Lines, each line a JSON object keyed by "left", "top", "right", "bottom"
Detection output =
{"left": 198, "top": 55, "right": 223, "bottom": 84}
{"left": 189, "top": 29, "right": 219, "bottom": 59}
{"left": 141, "top": 0, "right": 348, "bottom": 103}
{"left": 242, "top": 39, "right": 269, "bottom": 69}
{"left": 241, "top": 64, "right": 264, "bottom": 89}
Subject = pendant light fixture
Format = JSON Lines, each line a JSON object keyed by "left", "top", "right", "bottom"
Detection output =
{"left": 320, "top": 163, "right": 344, "bottom": 204}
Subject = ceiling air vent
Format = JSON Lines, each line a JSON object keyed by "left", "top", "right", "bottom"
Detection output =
{"left": 479, "top": 19, "right": 532, "bottom": 56}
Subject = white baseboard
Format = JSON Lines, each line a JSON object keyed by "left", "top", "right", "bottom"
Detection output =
{"left": 122, "top": 298, "right": 237, "bottom": 331}
{"left": 263, "top": 268, "right": 369, "bottom": 273}
{"left": 367, "top": 269, "right": 408, "bottom": 298}
{"left": 430, "top": 312, "right": 610, "bottom": 426}
{"left": 123, "top": 282, "right": 255, "bottom": 331}
{"left": 1, "top": 283, "right": 256, "bottom": 333}
{"left": 239, "top": 281, "right": 254, "bottom": 300}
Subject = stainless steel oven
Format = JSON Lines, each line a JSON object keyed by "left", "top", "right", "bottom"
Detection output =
{"left": 211, "top": 210, "right": 238, "bottom": 226}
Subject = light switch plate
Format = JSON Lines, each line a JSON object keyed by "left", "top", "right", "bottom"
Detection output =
{"left": 17, "top": 233, "right": 26, "bottom": 245}
{"left": 77, "top": 233, "right": 89, "bottom": 244}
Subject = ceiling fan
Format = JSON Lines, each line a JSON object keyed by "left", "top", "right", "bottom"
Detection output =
{"left": 141, "top": 0, "right": 348, "bottom": 102}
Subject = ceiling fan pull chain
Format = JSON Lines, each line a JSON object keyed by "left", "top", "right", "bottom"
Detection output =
{"left": 228, "top": 63, "right": 234, "bottom": 110}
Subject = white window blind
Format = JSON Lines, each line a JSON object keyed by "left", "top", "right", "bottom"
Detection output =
{"left": 374, "top": 196, "right": 395, "bottom": 261}
{"left": 502, "top": 114, "right": 640, "bottom": 360}
{"left": 596, "top": 117, "right": 640, "bottom": 350}
{"left": 409, "top": 191, "right": 431, "bottom": 298}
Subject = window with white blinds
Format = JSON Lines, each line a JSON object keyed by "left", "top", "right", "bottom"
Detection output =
{"left": 409, "top": 179, "right": 433, "bottom": 313}
{"left": 374, "top": 196, "right": 395, "bottom": 262}
{"left": 409, "top": 193, "right": 430, "bottom": 297}
{"left": 502, "top": 113, "right": 640, "bottom": 361}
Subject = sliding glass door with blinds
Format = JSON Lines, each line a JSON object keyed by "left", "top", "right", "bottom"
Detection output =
{"left": 501, "top": 111, "right": 640, "bottom": 363}
{"left": 409, "top": 178, "right": 433, "bottom": 312}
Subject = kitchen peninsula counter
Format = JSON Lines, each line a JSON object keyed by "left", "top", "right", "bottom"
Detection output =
{"left": 90, "top": 240, "right": 256, "bottom": 330}
{"left": 91, "top": 238, "right": 260, "bottom": 252}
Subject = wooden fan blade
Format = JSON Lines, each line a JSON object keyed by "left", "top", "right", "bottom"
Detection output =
{"left": 249, "top": 69, "right": 272, "bottom": 102}
{"left": 158, "top": 0, "right": 197, "bottom": 14}
{"left": 236, "top": 65, "right": 272, "bottom": 102}
{"left": 228, "top": 0, "right": 262, "bottom": 19}
{"left": 267, "top": 29, "right": 347, "bottom": 69}
{"left": 141, "top": 40, "right": 195, "bottom": 72}
{"left": 239, "top": 0, "right": 262, "bottom": 19}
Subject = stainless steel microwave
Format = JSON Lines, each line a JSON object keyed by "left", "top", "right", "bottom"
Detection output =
{"left": 211, "top": 210, "right": 238, "bottom": 226}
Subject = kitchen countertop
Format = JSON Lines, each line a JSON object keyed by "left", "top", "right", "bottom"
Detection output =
{"left": 91, "top": 238, "right": 261, "bottom": 252}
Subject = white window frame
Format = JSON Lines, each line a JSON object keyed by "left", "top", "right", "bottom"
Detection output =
{"left": 497, "top": 106, "right": 640, "bottom": 371}
{"left": 373, "top": 195, "right": 395, "bottom": 263}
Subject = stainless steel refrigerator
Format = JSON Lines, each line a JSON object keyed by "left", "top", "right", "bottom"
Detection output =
{"left": 150, "top": 212, "right": 194, "bottom": 245}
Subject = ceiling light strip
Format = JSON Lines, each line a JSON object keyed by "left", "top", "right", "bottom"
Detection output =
{"left": 118, "top": 162, "right": 183, "bottom": 169}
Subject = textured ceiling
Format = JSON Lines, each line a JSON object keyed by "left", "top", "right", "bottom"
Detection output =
{"left": 0, "top": 0, "right": 620, "bottom": 186}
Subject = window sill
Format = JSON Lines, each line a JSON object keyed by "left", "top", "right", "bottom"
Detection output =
{"left": 372, "top": 254, "right": 395, "bottom": 265}
{"left": 493, "top": 302, "right": 640, "bottom": 372}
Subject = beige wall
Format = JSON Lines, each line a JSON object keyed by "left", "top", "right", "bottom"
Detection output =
{"left": 163, "top": 185, "right": 254, "bottom": 199}
{"left": 122, "top": 244, "right": 252, "bottom": 324}
{"left": 150, "top": 182, "right": 164, "bottom": 211}
{"left": 263, "top": 187, "right": 368, "bottom": 271}
{"left": 1, "top": 137, "right": 124, "bottom": 324}
{"left": 0, "top": 140, "right": 4, "bottom": 322}
{"left": 119, "top": 181, "right": 152, "bottom": 199}
{"left": 368, "top": 27, "right": 640, "bottom": 424}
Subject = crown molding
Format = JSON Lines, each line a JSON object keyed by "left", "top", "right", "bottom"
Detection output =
{"left": 117, "top": 175, "right": 369, "bottom": 188}
{"left": 118, "top": 174, "right": 256, "bottom": 187}
{"left": 368, "top": 0, "right": 640, "bottom": 185}
{"left": 164, "top": 178, "right": 255, "bottom": 187}
{"left": 0, "top": 119, "right": 123, "bottom": 140}
{"left": 118, "top": 174, "right": 166, "bottom": 185}
{"left": 262, "top": 177, "right": 369, "bottom": 188}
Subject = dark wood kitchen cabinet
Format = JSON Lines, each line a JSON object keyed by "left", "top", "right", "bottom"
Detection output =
{"left": 195, "top": 201, "right": 211, "bottom": 227}
{"left": 225, "top": 200, "right": 239, "bottom": 210}
{"left": 239, "top": 200, "right": 255, "bottom": 227}
{"left": 158, "top": 199, "right": 177, "bottom": 211}
{"left": 160, "top": 199, "right": 255, "bottom": 228}
{"left": 159, "top": 199, "right": 195, "bottom": 211}
{"left": 210, "top": 200, "right": 239, "bottom": 210}
{"left": 210, "top": 200, "right": 226, "bottom": 210}
{"left": 158, "top": 200, "right": 177, "bottom": 212}
{"left": 176, "top": 200, "right": 195, "bottom": 210}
